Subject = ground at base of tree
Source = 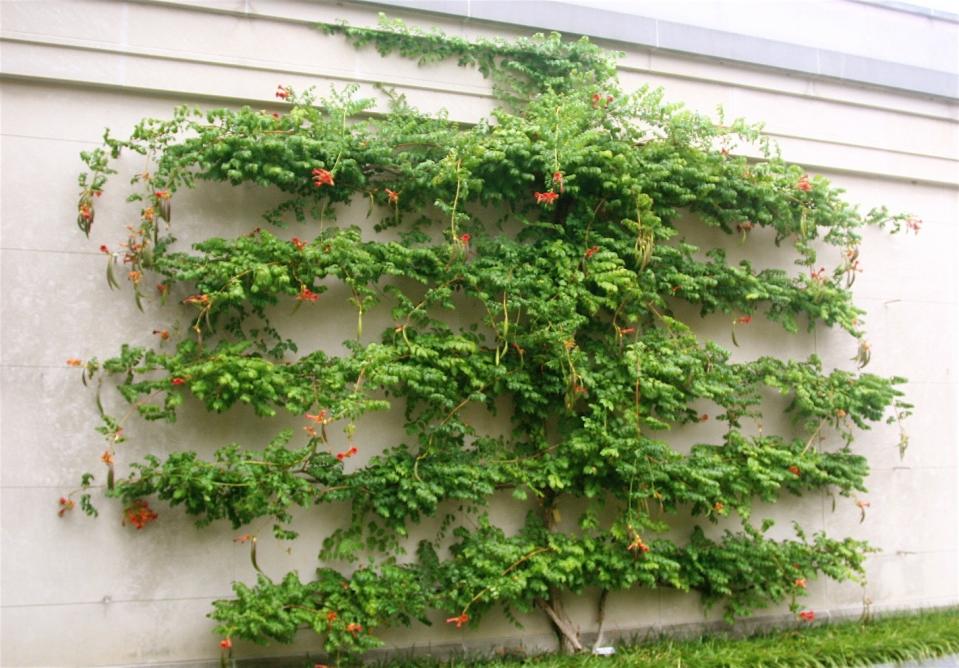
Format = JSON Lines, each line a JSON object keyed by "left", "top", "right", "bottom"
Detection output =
{"left": 365, "top": 607, "right": 958, "bottom": 668}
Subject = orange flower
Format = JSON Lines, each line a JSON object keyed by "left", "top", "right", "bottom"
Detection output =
{"left": 699, "top": 414, "right": 710, "bottom": 422}
{"left": 835, "top": 408, "right": 847, "bottom": 418}
{"left": 171, "top": 377, "right": 186, "bottom": 386}
{"left": 305, "top": 410, "right": 330, "bottom": 424}
{"left": 99, "top": 244, "right": 110, "bottom": 254}
{"left": 311, "top": 168, "right": 334, "bottom": 187}
{"left": 142, "top": 207, "right": 155, "bottom": 222}
{"left": 534, "top": 191, "right": 559, "bottom": 205}
{"left": 713, "top": 501, "right": 724, "bottom": 512}
{"left": 385, "top": 189, "right": 399, "bottom": 204}
{"left": 79, "top": 204, "right": 93, "bottom": 222}
{"left": 183, "top": 294, "right": 209, "bottom": 305}
{"left": 459, "top": 233, "right": 471, "bottom": 245}
{"left": 799, "top": 610, "right": 815, "bottom": 622}
{"left": 796, "top": 175, "right": 812, "bottom": 192}
{"left": 618, "top": 326, "right": 636, "bottom": 335}
{"left": 124, "top": 499, "right": 158, "bottom": 530}
{"left": 154, "top": 190, "right": 171, "bottom": 200}
{"left": 735, "top": 315, "right": 752, "bottom": 325}
{"left": 584, "top": 246, "right": 600, "bottom": 259}
{"left": 128, "top": 271, "right": 142, "bottom": 284}
{"left": 552, "top": 171, "right": 564, "bottom": 193}
{"left": 336, "top": 446, "right": 358, "bottom": 461}
{"left": 291, "top": 237, "right": 306, "bottom": 251}
{"left": 794, "top": 578, "right": 807, "bottom": 588}
{"left": 233, "top": 534, "right": 253, "bottom": 544}
{"left": 345, "top": 623, "right": 363, "bottom": 636}
{"left": 57, "top": 496, "right": 76, "bottom": 517}
{"left": 327, "top": 611, "right": 338, "bottom": 623}
{"left": 275, "top": 85, "right": 291, "bottom": 100}
{"left": 304, "top": 425, "right": 317, "bottom": 437}
{"left": 101, "top": 451, "right": 114, "bottom": 465}
{"left": 66, "top": 358, "right": 83, "bottom": 367}
{"left": 219, "top": 638, "right": 232, "bottom": 650}
{"left": 153, "top": 329, "right": 170, "bottom": 341}
{"left": 297, "top": 286, "right": 320, "bottom": 302}
{"left": 445, "top": 613, "right": 469, "bottom": 628}
{"left": 788, "top": 465, "right": 801, "bottom": 476}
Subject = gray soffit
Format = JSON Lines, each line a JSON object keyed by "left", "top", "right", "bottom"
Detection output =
{"left": 349, "top": 0, "right": 959, "bottom": 100}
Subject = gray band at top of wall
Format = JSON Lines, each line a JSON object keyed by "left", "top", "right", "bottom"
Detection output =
{"left": 350, "top": 0, "right": 959, "bottom": 101}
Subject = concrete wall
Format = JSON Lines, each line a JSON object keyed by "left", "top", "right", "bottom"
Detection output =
{"left": 1, "top": 1, "right": 957, "bottom": 666}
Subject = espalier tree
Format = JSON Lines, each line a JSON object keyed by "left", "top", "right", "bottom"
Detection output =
{"left": 68, "top": 18, "right": 915, "bottom": 664}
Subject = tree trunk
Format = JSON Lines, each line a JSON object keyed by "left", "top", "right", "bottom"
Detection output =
{"left": 540, "top": 493, "right": 583, "bottom": 654}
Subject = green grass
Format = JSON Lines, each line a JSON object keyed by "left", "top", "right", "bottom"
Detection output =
{"left": 374, "top": 607, "right": 959, "bottom": 668}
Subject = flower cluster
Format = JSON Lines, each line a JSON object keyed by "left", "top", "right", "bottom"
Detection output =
{"left": 123, "top": 499, "right": 159, "bottom": 530}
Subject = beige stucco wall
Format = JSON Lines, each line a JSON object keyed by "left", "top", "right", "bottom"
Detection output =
{"left": 1, "top": 1, "right": 957, "bottom": 666}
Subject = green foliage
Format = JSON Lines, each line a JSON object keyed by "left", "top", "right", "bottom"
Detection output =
{"left": 70, "top": 15, "right": 915, "bottom": 663}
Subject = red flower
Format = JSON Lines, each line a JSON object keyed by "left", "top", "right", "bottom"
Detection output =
{"left": 304, "top": 425, "right": 317, "bottom": 437}
{"left": 552, "top": 171, "right": 564, "bottom": 192}
{"left": 699, "top": 414, "right": 709, "bottom": 422}
{"left": 291, "top": 237, "right": 306, "bottom": 251}
{"left": 713, "top": 501, "right": 724, "bottom": 512}
{"left": 296, "top": 286, "right": 320, "bottom": 302}
{"left": 124, "top": 499, "right": 159, "bottom": 529}
{"left": 735, "top": 315, "right": 752, "bottom": 325}
{"left": 153, "top": 329, "right": 170, "bottom": 341}
{"left": 385, "top": 189, "right": 399, "bottom": 205}
{"left": 584, "top": 246, "right": 600, "bottom": 259}
{"left": 327, "top": 611, "right": 338, "bottom": 623}
{"left": 275, "top": 85, "right": 291, "bottom": 100}
{"left": 233, "top": 534, "right": 253, "bottom": 543}
{"left": 101, "top": 450, "right": 114, "bottom": 465}
{"left": 459, "top": 233, "right": 471, "bottom": 245}
{"left": 628, "top": 535, "right": 650, "bottom": 553}
{"left": 99, "top": 244, "right": 110, "bottom": 254}
{"left": 809, "top": 267, "right": 827, "bottom": 282}
{"left": 788, "top": 465, "right": 801, "bottom": 476}
{"left": 794, "top": 578, "right": 807, "bottom": 588}
{"left": 66, "top": 358, "right": 83, "bottom": 367}
{"left": 345, "top": 623, "right": 363, "bottom": 636}
{"left": 154, "top": 190, "right": 171, "bottom": 200}
{"left": 335, "top": 446, "right": 358, "bottom": 461}
{"left": 183, "top": 294, "right": 210, "bottom": 305}
{"left": 799, "top": 610, "right": 815, "bottom": 622}
{"left": 796, "top": 175, "right": 812, "bottom": 192}
{"left": 219, "top": 638, "right": 233, "bottom": 650}
{"left": 534, "top": 191, "right": 559, "bottom": 205}
{"left": 311, "top": 168, "right": 334, "bottom": 187}
{"left": 591, "top": 93, "right": 602, "bottom": 107}
{"left": 445, "top": 613, "right": 469, "bottom": 628}
{"left": 57, "top": 496, "right": 75, "bottom": 517}
{"left": 79, "top": 204, "right": 93, "bottom": 221}
{"left": 171, "top": 377, "right": 186, "bottom": 386}
{"left": 619, "top": 326, "right": 636, "bottom": 335}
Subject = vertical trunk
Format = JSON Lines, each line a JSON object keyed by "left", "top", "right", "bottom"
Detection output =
{"left": 539, "top": 493, "right": 583, "bottom": 654}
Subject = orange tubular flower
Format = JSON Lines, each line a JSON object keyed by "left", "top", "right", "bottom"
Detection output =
{"left": 66, "top": 358, "right": 83, "bottom": 367}
{"left": 124, "top": 499, "right": 159, "bottom": 529}
{"left": 100, "top": 451, "right": 114, "bottom": 465}
{"left": 584, "top": 246, "right": 600, "bottom": 259}
{"left": 385, "top": 188, "right": 399, "bottom": 205}
{"left": 796, "top": 175, "right": 812, "bottom": 192}
{"left": 219, "top": 638, "right": 233, "bottom": 650}
{"left": 794, "top": 578, "right": 807, "bottom": 588}
{"left": 345, "top": 623, "right": 363, "bottom": 636}
{"left": 291, "top": 237, "right": 306, "bottom": 251}
{"left": 183, "top": 294, "right": 210, "bottom": 306}
{"left": 296, "top": 286, "right": 320, "bottom": 302}
{"left": 799, "top": 610, "right": 815, "bottom": 622}
{"left": 311, "top": 168, "right": 334, "bottom": 187}
{"left": 445, "top": 613, "right": 470, "bottom": 628}
{"left": 735, "top": 315, "right": 752, "bottom": 325}
{"left": 788, "top": 465, "right": 801, "bottom": 477}
{"left": 534, "top": 191, "right": 559, "bottom": 205}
